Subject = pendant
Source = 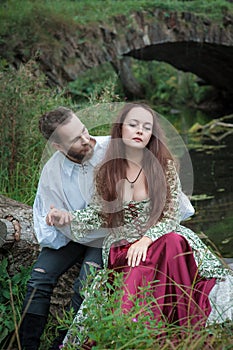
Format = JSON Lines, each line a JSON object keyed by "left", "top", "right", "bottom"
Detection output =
{"left": 126, "top": 167, "right": 142, "bottom": 189}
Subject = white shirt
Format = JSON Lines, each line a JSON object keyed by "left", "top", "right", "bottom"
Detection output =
{"left": 33, "top": 136, "right": 110, "bottom": 249}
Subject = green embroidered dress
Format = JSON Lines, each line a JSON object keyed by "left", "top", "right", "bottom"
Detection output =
{"left": 62, "top": 160, "right": 232, "bottom": 341}
{"left": 70, "top": 160, "right": 232, "bottom": 280}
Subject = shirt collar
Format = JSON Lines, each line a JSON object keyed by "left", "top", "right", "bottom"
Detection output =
{"left": 62, "top": 153, "right": 80, "bottom": 177}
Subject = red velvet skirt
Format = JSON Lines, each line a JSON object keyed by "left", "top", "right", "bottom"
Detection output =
{"left": 108, "top": 232, "right": 216, "bottom": 328}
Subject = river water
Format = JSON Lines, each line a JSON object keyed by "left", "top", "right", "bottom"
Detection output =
{"left": 171, "top": 110, "right": 233, "bottom": 259}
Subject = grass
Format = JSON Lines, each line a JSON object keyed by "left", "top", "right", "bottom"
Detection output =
{"left": 3, "top": 267, "right": 233, "bottom": 349}
{"left": 1, "top": 0, "right": 232, "bottom": 28}
{"left": 0, "top": 0, "right": 233, "bottom": 63}
{"left": 53, "top": 268, "right": 233, "bottom": 350}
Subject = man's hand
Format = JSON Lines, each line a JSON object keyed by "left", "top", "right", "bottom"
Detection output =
{"left": 126, "top": 236, "right": 152, "bottom": 267}
{"left": 46, "top": 205, "right": 73, "bottom": 227}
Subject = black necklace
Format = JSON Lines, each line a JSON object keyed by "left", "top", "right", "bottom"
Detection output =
{"left": 126, "top": 168, "right": 143, "bottom": 189}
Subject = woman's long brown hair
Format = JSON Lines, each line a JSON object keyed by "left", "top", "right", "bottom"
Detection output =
{"left": 95, "top": 103, "right": 175, "bottom": 230}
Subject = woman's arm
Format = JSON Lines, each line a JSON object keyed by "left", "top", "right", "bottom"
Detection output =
{"left": 46, "top": 194, "right": 105, "bottom": 241}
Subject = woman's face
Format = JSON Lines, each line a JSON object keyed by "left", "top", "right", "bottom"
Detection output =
{"left": 122, "top": 107, "right": 153, "bottom": 149}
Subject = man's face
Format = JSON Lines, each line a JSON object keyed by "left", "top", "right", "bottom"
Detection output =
{"left": 54, "top": 114, "right": 94, "bottom": 162}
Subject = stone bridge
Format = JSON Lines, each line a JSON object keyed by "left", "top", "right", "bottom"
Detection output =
{"left": 32, "top": 9, "right": 233, "bottom": 97}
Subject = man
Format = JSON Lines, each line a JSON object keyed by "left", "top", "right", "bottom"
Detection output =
{"left": 19, "top": 106, "right": 110, "bottom": 350}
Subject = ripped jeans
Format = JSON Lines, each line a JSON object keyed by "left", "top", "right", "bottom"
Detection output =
{"left": 22, "top": 241, "right": 103, "bottom": 317}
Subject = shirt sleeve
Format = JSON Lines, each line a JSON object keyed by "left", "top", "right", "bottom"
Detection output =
{"left": 33, "top": 191, "right": 71, "bottom": 249}
{"left": 178, "top": 191, "right": 195, "bottom": 221}
{"left": 144, "top": 160, "right": 181, "bottom": 241}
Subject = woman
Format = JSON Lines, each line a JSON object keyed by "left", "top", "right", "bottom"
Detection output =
{"left": 47, "top": 103, "right": 233, "bottom": 329}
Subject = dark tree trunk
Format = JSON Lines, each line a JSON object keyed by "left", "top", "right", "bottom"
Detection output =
{"left": 111, "top": 56, "right": 145, "bottom": 99}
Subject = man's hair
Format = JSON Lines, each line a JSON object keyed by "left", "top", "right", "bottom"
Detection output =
{"left": 39, "top": 106, "right": 75, "bottom": 141}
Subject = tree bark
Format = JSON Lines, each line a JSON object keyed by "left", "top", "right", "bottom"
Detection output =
{"left": 0, "top": 194, "right": 79, "bottom": 317}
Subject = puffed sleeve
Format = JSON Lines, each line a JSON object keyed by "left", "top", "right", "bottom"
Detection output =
{"left": 70, "top": 192, "right": 106, "bottom": 241}
{"left": 144, "top": 160, "right": 181, "bottom": 241}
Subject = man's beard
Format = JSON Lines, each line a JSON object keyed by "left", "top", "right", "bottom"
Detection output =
{"left": 66, "top": 145, "right": 94, "bottom": 163}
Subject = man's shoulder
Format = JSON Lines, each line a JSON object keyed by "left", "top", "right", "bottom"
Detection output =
{"left": 40, "top": 151, "right": 64, "bottom": 174}
{"left": 93, "top": 135, "right": 110, "bottom": 147}
{"left": 89, "top": 135, "right": 110, "bottom": 166}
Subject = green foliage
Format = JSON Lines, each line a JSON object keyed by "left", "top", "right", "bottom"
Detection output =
{"left": 68, "top": 58, "right": 212, "bottom": 122}
{"left": 0, "top": 1, "right": 232, "bottom": 63}
{"left": 68, "top": 63, "right": 123, "bottom": 103}
{"left": 132, "top": 60, "right": 212, "bottom": 115}
{"left": 59, "top": 269, "right": 233, "bottom": 350}
{"left": 0, "top": 258, "right": 31, "bottom": 348}
{"left": 78, "top": 273, "right": 164, "bottom": 349}
{"left": 0, "top": 59, "right": 72, "bottom": 204}
{"left": 0, "top": 0, "right": 77, "bottom": 62}
{"left": 0, "top": 57, "right": 123, "bottom": 205}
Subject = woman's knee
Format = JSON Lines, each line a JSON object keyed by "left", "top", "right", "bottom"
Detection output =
{"left": 163, "top": 232, "right": 189, "bottom": 254}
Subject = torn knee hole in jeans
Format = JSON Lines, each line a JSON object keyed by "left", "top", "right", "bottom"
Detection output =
{"left": 34, "top": 268, "right": 46, "bottom": 273}
{"left": 85, "top": 261, "right": 101, "bottom": 268}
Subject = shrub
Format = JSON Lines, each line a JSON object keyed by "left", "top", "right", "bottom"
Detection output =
{"left": 60, "top": 269, "right": 233, "bottom": 350}
{"left": 0, "top": 59, "right": 72, "bottom": 204}
{"left": 0, "top": 258, "right": 31, "bottom": 349}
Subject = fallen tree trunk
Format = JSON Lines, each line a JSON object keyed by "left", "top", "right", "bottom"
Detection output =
{"left": 0, "top": 194, "right": 80, "bottom": 317}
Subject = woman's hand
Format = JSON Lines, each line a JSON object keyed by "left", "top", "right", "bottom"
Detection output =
{"left": 126, "top": 236, "right": 152, "bottom": 267}
{"left": 46, "top": 205, "right": 73, "bottom": 227}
